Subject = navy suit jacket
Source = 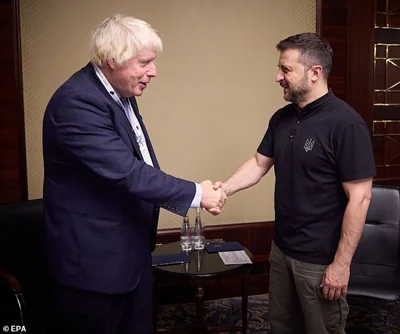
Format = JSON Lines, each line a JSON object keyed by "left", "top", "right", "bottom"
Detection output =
{"left": 42, "top": 63, "right": 195, "bottom": 294}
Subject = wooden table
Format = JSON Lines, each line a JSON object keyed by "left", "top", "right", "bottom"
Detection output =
{"left": 152, "top": 241, "right": 253, "bottom": 334}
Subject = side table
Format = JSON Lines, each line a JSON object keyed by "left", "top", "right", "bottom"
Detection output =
{"left": 153, "top": 241, "right": 253, "bottom": 334}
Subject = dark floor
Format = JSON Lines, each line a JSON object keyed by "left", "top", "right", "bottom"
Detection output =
{"left": 157, "top": 294, "right": 400, "bottom": 334}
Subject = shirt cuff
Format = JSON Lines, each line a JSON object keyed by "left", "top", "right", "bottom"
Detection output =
{"left": 190, "top": 183, "right": 202, "bottom": 208}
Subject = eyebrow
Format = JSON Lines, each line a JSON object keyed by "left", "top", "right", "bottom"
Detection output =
{"left": 279, "top": 65, "right": 291, "bottom": 70}
{"left": 138, "top": 55, "right": 156, "bottom": 62}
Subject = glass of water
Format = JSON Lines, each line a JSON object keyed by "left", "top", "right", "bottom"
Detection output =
{"left": 180, "top": 224, "right": 192, "bottom": 252}
{"left": 192, "top": 224, "right": 205, "bottom": 250}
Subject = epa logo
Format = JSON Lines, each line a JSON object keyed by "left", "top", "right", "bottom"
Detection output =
{"left": 2, "top": 325, "right": 27, "bottom": 332}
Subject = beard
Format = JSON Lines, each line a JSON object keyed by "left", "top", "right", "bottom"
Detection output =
{"left": 283, "top": 74, "right": 310, "bottom": 104}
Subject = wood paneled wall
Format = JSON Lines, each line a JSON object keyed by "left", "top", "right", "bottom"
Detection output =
{"left": 346, "top": 0, "right": 375, "bottom": 130}
{"left": 316, "top": 0, "right": 348, "bottom": 101}
{"left": 0, "top": 0, "right": 27, "bottom": 204}
{"left": 318, "top": 0, "right": 400, "bottom": 187}
{"left": 317, "top": 0, "right": 375, "bottom": 127}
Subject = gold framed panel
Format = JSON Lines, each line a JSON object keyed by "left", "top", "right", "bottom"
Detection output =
{"left": 372, "top": 120, "right": 400, "bottom": 168}
{"left": 375, "top": 0, "right": 400, "bottom": 29}
{"left": 374, "top": 43, "right": 400, "bottom": 106}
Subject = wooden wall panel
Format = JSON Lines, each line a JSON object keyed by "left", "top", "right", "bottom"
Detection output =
{"left": 316, "top": 0, "right": 348, "bottom": 101}
{"left": 318, "top": 0, "right": 400, "bottom": 187}
{"left": 0, "top": 0, "right": 27, "bottom": 204}
{"left": 346, "top": 0, "right": 375, "bottom": 128}
{"left": 373, "top": 12, "right": 400, "bottom": 186}
{"left": 317, "top": 0, "right": 375, "bottom": 126}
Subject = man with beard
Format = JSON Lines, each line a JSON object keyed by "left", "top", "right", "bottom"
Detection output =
{"left": 214, "top": 33, "right": 375, "bottom": 333}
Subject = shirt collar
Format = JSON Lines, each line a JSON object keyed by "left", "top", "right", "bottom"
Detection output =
{"left": 295, "top": 90, "right": 334, "bottom": 116}
{"left": 93, "top": 64, "right": 123, "bottom": 99}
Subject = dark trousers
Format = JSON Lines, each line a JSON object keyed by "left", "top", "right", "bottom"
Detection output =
{"left": 50, "top": 256, "right": 153, "bottom": 334}
{"left": 269, "top": 242, "right": 349, "bottom": 334}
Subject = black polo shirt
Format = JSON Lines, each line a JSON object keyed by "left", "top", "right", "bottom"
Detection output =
{"left": 257, "top": 91, "right": 375, "bottom": 265}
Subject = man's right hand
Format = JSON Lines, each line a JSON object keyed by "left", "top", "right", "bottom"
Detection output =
{"left": 200, "top": 180, "right": 226, "bottom": 215}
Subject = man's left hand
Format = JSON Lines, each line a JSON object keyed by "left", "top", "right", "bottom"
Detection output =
{"left": 320, "top": 262, "right": 350, "bottom": 300}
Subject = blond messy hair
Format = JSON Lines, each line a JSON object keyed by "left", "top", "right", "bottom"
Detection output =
{"left": 90, "top": 14, "right": 163, "bottom": 67}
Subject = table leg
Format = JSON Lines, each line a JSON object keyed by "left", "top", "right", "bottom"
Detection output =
{"left": 196, "top": 286, "right": 206, "bottom": 333}
{"left": 242, "top": 272, "right": 248, "bottom": 334}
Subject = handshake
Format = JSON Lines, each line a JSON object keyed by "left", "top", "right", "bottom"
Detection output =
{"left": 200, "top": 180, "right": 227, "bottom": 216}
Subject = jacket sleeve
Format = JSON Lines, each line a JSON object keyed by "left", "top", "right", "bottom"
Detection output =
{"left": 52, "top": 89, "right": 195, "bottom": 216}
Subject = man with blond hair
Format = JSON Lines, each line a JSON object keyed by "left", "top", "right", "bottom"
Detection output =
{"left": 42, "top": 14, "right": 224, "bottom": 334}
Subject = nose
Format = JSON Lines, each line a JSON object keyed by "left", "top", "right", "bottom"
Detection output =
{"left": 147, "top": 62, "right": 157, "bottom": 77}
{"left": 275, "top": 69, "right": 283, "bottom": 83}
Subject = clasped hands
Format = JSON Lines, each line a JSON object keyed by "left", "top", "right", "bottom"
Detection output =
{"left": 200, "top": 180, "right": 227, "bottom": 215}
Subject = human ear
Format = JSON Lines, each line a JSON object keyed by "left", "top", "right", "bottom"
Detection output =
{"left": 310, "top": 65, "right": 323, "bottom": 81}
{"left": 107, "top": 59, "right": 116, "bottom": 70}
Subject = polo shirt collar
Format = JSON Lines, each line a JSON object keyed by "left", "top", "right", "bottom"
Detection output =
{"left": 296, "top": 90, "right": 334, "bottom": 116}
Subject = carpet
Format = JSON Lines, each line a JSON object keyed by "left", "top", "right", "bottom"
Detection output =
{"left": 157, "top": 294, "right": 400, "bottom": 333}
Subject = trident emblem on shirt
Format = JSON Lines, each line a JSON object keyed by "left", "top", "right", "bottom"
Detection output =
{"left": 304, "top": 138, "right": 315, "bottom": 152}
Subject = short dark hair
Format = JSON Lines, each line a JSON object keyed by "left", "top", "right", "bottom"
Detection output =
{"left": 276, "top": 33, "right": 333, "bottom": 79}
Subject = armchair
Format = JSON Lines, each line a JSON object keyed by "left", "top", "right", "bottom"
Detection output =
{"left": 0, "top": 199, "right": 54, "bottom": 333}
{"left": 347, "top": 185, "right": 400, "bottom": 332}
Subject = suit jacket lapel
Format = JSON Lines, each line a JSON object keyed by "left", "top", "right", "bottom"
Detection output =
{"left": 129, "top": 98, "right": 160, "bottom": 170}
{"left": 82, "top": 63, "right": 149, "bottom": 163}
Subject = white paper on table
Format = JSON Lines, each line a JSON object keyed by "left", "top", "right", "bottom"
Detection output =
{"left": 218, "top": 250, "right": 253, "bottom": 265}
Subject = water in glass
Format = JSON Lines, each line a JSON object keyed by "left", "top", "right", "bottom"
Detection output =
{"left": 181, "top": 214, "right": 192, "bottom": 251}
{"left": 193, "top": 208, "right": 205, "bottom": 250}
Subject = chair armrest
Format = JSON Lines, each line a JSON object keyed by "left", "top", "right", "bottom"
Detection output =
{"left": 0, "top": 269, "right": 22, "bottom": 293}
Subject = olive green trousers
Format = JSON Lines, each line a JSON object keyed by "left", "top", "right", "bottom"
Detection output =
{"left": 269, "top": 242, "right": 349, "bottom": 334}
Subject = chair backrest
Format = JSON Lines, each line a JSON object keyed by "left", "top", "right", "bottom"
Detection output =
{"left": 351, "top": 185, "right": 400, "bottom": 272}
{"left": 0, "top": 199, "right": 51, "bottom": 332}
{"left": 349, "top": 185, "right": 400, "bottom": 300}
{"left": 0, "top": 199, "right": 44, "bottom": 274}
